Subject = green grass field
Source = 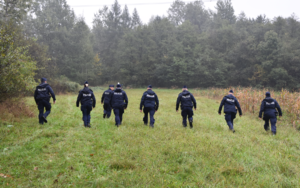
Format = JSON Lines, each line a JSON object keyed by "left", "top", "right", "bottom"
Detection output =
{"left": 1, "top": 89, "right": 300, "bottom": 187}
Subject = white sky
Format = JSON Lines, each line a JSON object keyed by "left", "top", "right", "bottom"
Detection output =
{"left": 67, "top": 0, "right": 300, "bottom": 28}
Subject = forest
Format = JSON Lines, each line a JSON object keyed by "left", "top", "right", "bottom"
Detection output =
{"left": 1, "top": 0, "right": 300, "bottom": 100}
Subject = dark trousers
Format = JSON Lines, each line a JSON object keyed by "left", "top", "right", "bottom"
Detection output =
{"left": 103, "top": 103, "right": 112, "bottom": 118}
{"left": 143, "top": 107, "right": 155, "bottom": 125}
{"left": 225, "top": 112, "right": 236, "bottom": 130}
{"left": 113, "top": 107, "right": 124, "bottom": 125}
{"left": 181, "top": 107, "right": 193, "bottom": 127}
{"left": 37, "top": 100, "right": 51, "bottom": 124}
{"left": 264, "top": 115, "right": 277, "bottom": 133}
{"left": 81, "top": 105, "right": 92, "bottom": 126}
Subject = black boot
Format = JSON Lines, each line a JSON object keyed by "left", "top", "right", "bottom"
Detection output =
{"left": 87, "top": 124, "right": 91, "bottom": 128}
{"left": 42, "top": 116, "right": 48, "bottom": 123}
{"left": 272, "top": 132, "right": 276, "bottom": 136}
{"left": 183, "top": 123, "right": 187, "bottom": 128}
{"left": 103, "top": 114, "right": 106, "bottom": 118}
{"left": 150, "top": 124, "right": 154, "bottom": 128}
{"left": 189, "top": 122, "right": 193, "bottom": 129}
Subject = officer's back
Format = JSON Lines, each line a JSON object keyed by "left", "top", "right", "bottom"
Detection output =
{"left": 259, "top": 95, "right": 282, "bottom": 118}
{"left": 102, "top": 88, "right": 114, "bottom": 104}
{"left": 35, "top": 82, "right": 55, "bottom": 102}
{"left": 77, "top": 87, "right": 95, "bottom": 106}
{"left": 142, "top": 89, "right": 158, "bottom": 109}
{"left": 221, "top": 94, "right": 240, "bottom": 113}
{"left": 177, "top": 90, "right": 195, "bottom": 109}
{"left": 111, "top": 87, "right": 127, "bottom": 108}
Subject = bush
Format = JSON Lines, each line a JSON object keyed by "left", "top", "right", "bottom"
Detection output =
{"left": 50, "top": 76, "right": 80, "bottom": 93}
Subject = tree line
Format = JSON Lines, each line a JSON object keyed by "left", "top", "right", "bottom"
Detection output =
{"left": 1, "top": 0, "right": 300, "bottom": 101}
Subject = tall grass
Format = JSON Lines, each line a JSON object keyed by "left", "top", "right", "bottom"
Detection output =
{"left": 194, "top": 87, "right": 300, "bottom": 129}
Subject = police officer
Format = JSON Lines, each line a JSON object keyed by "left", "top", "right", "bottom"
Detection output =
{"left": 218, "top": 90, "right": 242, "bottom": 133}
{"left": 110, "top": 83, "right": 128, "bottom": 127}
{"left": 259, "top": 92, "right": 282, "bottom": 135}
{"left": 76, "top": 81, "right": 96, "bottom": 128}
{"left": 140, "top": 85, "right": 159, "bottom": 128}
{"left": 176, "top": 86, "right": 197, "bottom": 128}
{"left": 101, "top": 85, "right": 114, "bottom": 118}
{"left": 34, "top": 78, "right": 56, "bottom": 124}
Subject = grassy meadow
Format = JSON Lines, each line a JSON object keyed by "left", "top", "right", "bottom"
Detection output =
{"left": 1, "top": 88, "right": 300, "bottom": 187}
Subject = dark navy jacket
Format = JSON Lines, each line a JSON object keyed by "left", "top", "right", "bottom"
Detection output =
{"left": 34, "top": 83, "right": 56, "bottom": 103}
{"left": 259, "top": 97, "right": 282, "bottom": 118}
{"left": 218, "top": 94, "right": 242, "bottom": 115}
{"left": 76, "top": 87, "right": 96, "bottom": 107}
{"left": 176, "top": 90, "right": 197, "bottom": 110}
{"left": 140, "top": 90, "right": 159, "bottom": 110}
{"left": 110, "top": 88, "right": 128, "bottom": 108}
{"left": 101, "top": 89, "right": 113, "bottom": 104}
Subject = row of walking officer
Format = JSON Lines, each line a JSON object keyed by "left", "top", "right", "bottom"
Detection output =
{"left": 34, "top": 78, "right": 282, "bottom": 135}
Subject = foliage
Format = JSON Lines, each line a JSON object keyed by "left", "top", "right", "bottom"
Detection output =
{"left": 0, "top": 26, "right": 37, "bottom": 101}
{"left": 50, "top": 75, "right": 80, "bottom": 93}
{"left": 91, "top": 0, "right": 300, "bottom": 90}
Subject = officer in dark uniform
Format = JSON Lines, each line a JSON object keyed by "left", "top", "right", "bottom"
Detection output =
{"left": 218, "top": 90, "right": 242, "bottom": 133}
{"left": 140, "top": 85, "right": 159, "bottom": 128}
{"left": 76, "top": 81, "right": 96, "bottom": 128}
{"left": 110, "top": 83, "right": 128, "bottom": 127}
{"left": 176, "top": 86, "right": 197, "bottom": 128}
{"left": 259, "top": 92, "right": 282, "bottom": 135}
{"left": 34, "top": 78, "right": 56, "bottom": 124}
{"left": 101, "top": 85, "right": 114, "bottom": 118}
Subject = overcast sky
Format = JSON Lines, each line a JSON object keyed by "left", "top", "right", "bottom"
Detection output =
{"left": 67, "top": 0, "right": 300, "bottom": 28}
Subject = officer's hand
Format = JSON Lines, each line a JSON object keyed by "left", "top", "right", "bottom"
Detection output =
{"left": 101, "top": 102, "right": 103, "bottom": 104}
{"left": 140, "top": 110, "right": 142, "bottom": 113}
{"left": 279, "top": 116, "right": 282, "bottom": 118}
{"left": 53, "top": 101, "right": 56, "bottom": 104}
{"left": 176, "top": 110, "right": 178, "bottom": 112}
{"left": 194, "top": 108, "right": 197, "bottom": 111}
{"left": 240, "top": 115, "right": 242, "bottom": 117}
{"left": 155, "top": 110, "right": 157, "bottom": 112}
{"left": 218, "top": 113, "right": 221, "bottom": 115}
{"left": 259, "top": 117, "right": 262, "bottom": 119}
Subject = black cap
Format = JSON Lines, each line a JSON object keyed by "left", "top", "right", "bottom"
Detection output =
{"left": 84, "top": 81, "right": 88, "bottom": 85}
{"left": 266, "top": 91, "right": 271, "bottom": 97}
{"left": 183, "top": 85, "right": 187, "bottom": 88}
{"left": 41, "top": 78, "right": 47, "bottom": 83}
{"left": 109, "top": 85, "right": 114, "bottom": 87}
{"left": 117, "top": 84, "right": 121, "bottom": 88}
{"left": 148, "top": 85, "right": 152, "bottom": 88}
{"left": 229, "top": 90, "right": 233, "bottom": 93}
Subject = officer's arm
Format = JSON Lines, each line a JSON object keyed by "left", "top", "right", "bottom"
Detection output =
{"left": 176, "top": 94, "right": 181, "bottom": 111}
{"left": 140, "top": 93, "right": 145, "bottom": 110}
{"left": 218, "top": 98, "right": 226, "bottom": 114}
{"left": 124, "top": 92, "right": 128, "bottom": 108}
{"left": 48, "top": 86, "right": 56, "bottom": 102}
{"left": 258, "top": 100, "right": 265, "bottom": 118}
{"left": 92, "top": 93, "right": 96, "bottom": 108}
{"left": 155, "top": 94, "right": 159, "bottom": 111}
{"left": 76, "top": 91, "right": 82, "bottom": 107}
{"left": 34, "top": 89, "right": 38, "bottom": 104}
{"left": 101, "top": 92, "right": 105, "bottom": 103}
{"left": 275, "top": 100, "right": 282, "bottom": 116}
{"left": 235, "top": 99, "right": 242, "bottom": 115}
{"left": 191, "top": 94, "right": 197, "bottom": 109}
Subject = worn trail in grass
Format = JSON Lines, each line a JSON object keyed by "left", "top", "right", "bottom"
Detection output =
{"left": 1, "top": 89, "right": 300, "bottom": 187}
